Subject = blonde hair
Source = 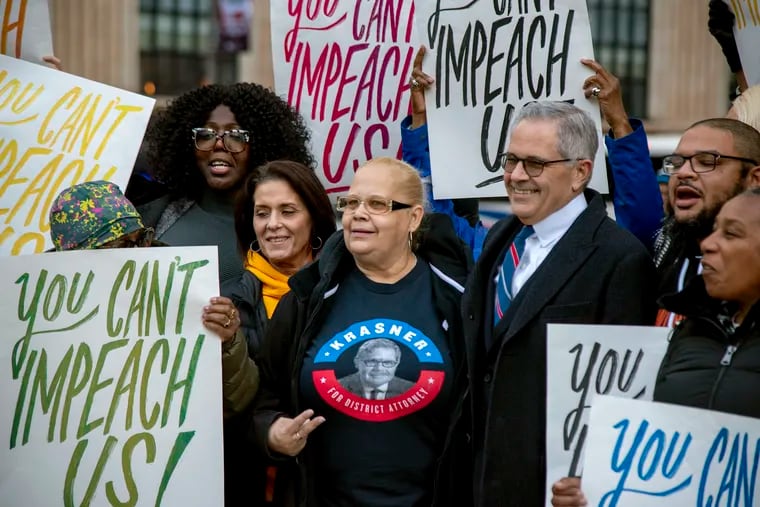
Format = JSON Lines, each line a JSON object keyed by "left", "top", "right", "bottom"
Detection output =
{"left": 364, "top": 156, "right": 424, "bottom": 205}
{"left": 732, "top": 85, "right": 760, "bottom": 131}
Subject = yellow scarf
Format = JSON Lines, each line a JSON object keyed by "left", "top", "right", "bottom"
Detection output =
{"left": 244, "top": 251, "right": 291, "bottom": 318}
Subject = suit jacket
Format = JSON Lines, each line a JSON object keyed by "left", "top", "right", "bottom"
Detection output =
{"left": 462, "top": 189, "right": 657, "bottom": 507}
{"left": 338, "top": 372, "right": 416, "bottom": 399}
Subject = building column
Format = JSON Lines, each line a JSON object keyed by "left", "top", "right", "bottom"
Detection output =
{"left": 647, "top": 0, "right": 731, "bottom": 131}
{"left": 238, "top": 0, "right": 274, "bottom": 88}
{"left": 48, "top": 0, "right": 140, "bottom": 92}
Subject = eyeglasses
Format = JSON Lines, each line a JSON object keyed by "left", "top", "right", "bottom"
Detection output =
{"left": 191, "top": 128, "right": 250, "bottom": 153}
{"left": 336, "top": 195, "right": 413, "bottom": 215}
{"left": 498, "top": 153, "right": 580, "bottom": 177}
{"left": 662, "top": 152, "right": 758, "bottom": 175}
{"left": 99, "top": 228, "right": 155, "bottom": 249}
{"left": 362, "top": 359, "right": 398, "bottom": 368}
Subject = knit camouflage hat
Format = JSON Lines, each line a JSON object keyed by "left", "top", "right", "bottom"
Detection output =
{"left": 49, "top": 181, "right": 144, "bottom": 251}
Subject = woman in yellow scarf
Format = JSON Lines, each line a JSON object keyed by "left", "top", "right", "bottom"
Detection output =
{"left": 222, "top": 160, "right": 336, "bottom": 506}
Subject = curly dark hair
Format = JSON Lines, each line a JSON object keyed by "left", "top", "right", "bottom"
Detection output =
{"left": 146, "top": 83, "right": 315, "bottom": 199}
{"left": 235, "top": 160, "right": 337, "bottom": 258}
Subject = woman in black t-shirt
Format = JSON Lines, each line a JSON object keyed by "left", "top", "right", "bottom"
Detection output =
{"left": 251, "top": 157, "right": 472, "bottom": 507}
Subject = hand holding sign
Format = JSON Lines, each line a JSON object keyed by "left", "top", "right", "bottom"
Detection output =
{"left": 410, "top": 45, "right": 435, "bottom": 129}
{"left": 581, "top": 59, "right": 633, "bottom": 139}
{"left": 708, "top": 0, "right": 742, "bottom": 72}
{"left": 41, "top": 54, "right": 61, "bottom": 70}
{"left": 550, "top": 477, "right": 587, "bottom": 507}
{"left": 202, "top": 296, "right": 240, "bottom": 342}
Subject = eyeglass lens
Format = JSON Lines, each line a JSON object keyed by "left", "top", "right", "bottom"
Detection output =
{"left": 338, "top": 196, "right": 393, "bottom": 214}
{"left": 194, "top": 129, "right": 248, "bottom": 152}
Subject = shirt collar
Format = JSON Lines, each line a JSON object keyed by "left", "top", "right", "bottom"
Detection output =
{"left": 530, "top": 193, "right": 588, "bottom": 247}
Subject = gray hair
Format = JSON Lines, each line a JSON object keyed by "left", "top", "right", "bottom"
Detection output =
{"left": 354, "top": 338, "right": 401, "bottom": 363}
{"left": 511, "top": 101, "right": 599, "bottom": 160}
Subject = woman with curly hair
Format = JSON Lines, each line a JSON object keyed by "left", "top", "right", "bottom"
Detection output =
{"left": 139, "top": 82, "right": 314, "bottom": 285}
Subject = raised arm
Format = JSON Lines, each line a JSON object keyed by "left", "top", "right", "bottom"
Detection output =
{"left": 708, "top": 0, "right": 748, "bottom": 93}
{"left": 582, "top": 59, "right": 663, "bottom": 250}
{"left": 401, "top": 46, "right": 488, "bottom": 258}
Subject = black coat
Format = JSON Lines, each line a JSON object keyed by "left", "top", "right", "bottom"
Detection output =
{"left": 221, "top": 272, "right": 281, "bottom": 507}
{"left": 223, "top": 271, "right": 270, "bottom": 362}
{"left": 461, "top": 190, "right": 657, "bottom": 507}
{"left": 250, "top": 214, "right": 472, "bottom": 507}
{"left": 655, "top": 277, "right": 760, "bottom": 419}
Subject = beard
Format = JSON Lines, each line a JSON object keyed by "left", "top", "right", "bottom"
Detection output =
{"left": 661, "top": 176, "right": 746, "bottom": 263}
{"left": 663, "top": 208, "right": 716, "bottom": 246}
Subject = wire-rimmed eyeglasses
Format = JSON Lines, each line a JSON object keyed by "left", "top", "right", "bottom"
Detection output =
{"left": 336, "top": 195, "right": 413, "bottom": 215}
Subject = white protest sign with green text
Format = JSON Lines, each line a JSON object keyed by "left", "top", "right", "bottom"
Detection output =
{"left": 0, "top": 246, "right": 224, "bottom": 506}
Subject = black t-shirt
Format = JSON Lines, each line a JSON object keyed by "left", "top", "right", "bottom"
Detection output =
{"left": 300, "top": 259, "right": 454, "bottom": 507}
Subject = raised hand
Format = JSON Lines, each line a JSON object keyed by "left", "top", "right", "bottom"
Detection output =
{"left": 581, "top": 58, "right": 632, "bottom": 139}
{"left": 267, "top": 409, "right": 326, "bottom": 456}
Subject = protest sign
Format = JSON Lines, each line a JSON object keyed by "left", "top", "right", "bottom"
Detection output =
{"left": 270, "top": 0, "right": 418, "bottom": 194}
{"left": 414, "top": 1, "right": 608, "bottom": 199}
{"left": 1, "top": 0, "right": 53, "bottom": 61}
{"left": 583, "top": 395, "right": 760, "bottom": 506}
{"left": 545, "top": 324, "right": 670, "bottom": 505}
{"left": 0, "top": 54, "right": 155, "bottom": 255}
{"left": 728, "top": 0, "right": 760, "bottom": 86}
{"left": 0, "top": 246, "right": 224, "bottom": 506}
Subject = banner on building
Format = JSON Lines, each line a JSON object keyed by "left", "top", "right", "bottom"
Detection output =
{"left": 0, "top": 246, "right": 224, "bottom": 506}
{"left": 270, "top": 0, "right": 418, "bottom": 194}
{"left": 414, "top": 1, "right": 608, "bottom": 199}
{"left": 545, "top": 324, "right": 670, "bottom": 506}
{"left": 217, "top": 0, "right": 253, "bottom": 53}
{"left": 583, "top": 395, "right": 760, "bottom": 506}
{"left": 0, "top": 54, "right": 155, "bottom": 255}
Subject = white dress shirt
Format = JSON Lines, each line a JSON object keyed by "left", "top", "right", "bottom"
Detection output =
{"left": 511, "top": 193, "right": 588, "bottom": 296}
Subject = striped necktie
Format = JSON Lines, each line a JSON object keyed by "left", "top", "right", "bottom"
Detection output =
{"left": 494, "top": 225, "right": 534, "bottom": 325}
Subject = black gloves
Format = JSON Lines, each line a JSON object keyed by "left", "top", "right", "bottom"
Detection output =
{"left": 708, "top": 0, "right": 743, "bottom": 72}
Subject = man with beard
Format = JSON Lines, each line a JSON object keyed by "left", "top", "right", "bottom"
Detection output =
{"left": 654, "top": 118, "right": 760, "bottom": 326}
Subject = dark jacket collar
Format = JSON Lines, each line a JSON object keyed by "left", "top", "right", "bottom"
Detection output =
{"left": 469, "top": 189, "right": 608, "bottom": 347}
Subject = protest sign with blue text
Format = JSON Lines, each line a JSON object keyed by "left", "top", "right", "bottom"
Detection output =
{"left": 0, "top": 54, "right": 155, "bottom": 255}
{"left": 583, "top": 395, "right": 760, "bottom": 507}
{"left": 545, "top": 324, "right": 670, "bottom": 506}
{"left": 0, "top": 246, "right": 224, "bottom": 506}
{"left": 414, "top": 0, "right": 608, "bottom": 199}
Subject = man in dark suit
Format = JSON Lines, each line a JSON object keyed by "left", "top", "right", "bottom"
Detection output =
{"left": 462, "top": 101, "right": 657, "bottom": 506}
{"left": 338, "top": 338, "right": 414, "bottom": 400}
